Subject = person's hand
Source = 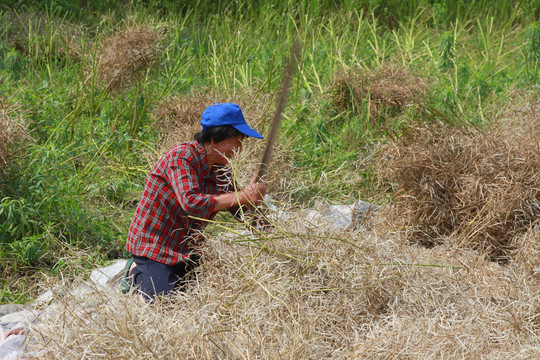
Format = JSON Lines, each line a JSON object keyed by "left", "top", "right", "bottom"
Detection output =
{"left": 214, "top": 179, "right": 267, "bottom": 212}
{"left": 242, "top": 178, "right": 267, "bottom": 205}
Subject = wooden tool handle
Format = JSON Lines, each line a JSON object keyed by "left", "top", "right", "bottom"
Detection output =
{"left": 256, "top": 40, "right": 301, "bottom": 182}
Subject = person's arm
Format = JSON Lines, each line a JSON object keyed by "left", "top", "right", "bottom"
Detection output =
{"left": 212, "top": 179, "right": 266, "bottom": 212}
{"left": 167, "top": 156, "right": 219, "bottom": 219}
{"left": 223, "top": 179, "right": 274, "bottom": 232}
{"left": 168, "top": 154, "right": 268, "bottom": 227}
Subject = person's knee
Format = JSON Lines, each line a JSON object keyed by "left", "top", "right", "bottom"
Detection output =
{"left": 131, "top": 258, "right": 177, "bottom": 300}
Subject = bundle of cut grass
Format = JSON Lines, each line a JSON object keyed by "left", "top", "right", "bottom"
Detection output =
{"left": 377, "top": 98, "right": 539, "bottom": 261}
{"left": 153, "top": 89, "right": 293, "bottom": 194}
{"left": 153, "top": 91, "right": 212, "bottom": 149}
{"left": 95, "top": 23, "right": 164, "bottom": 91}
{"left": 0, "top": 98, "right": 28, "bottom": 171}
{"left": 332, "top": 63, "right": 427, "bottom": 120}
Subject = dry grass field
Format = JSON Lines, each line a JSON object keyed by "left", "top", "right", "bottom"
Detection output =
{"left": 26, "top": 210, "right": 539, "bottom": 359}
{"left": 24, "top": 96, "right": 539, "bottom": 359}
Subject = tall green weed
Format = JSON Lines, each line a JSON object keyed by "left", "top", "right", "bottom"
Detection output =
{"left": 524, "top": 22, "right": 540, "bottom": 82}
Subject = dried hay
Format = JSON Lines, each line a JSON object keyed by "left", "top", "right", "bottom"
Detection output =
{"left": 153, "top": 91, "right": 214, "bottom": 150}
{"left": 377, "top": 97, "right": 540, "bottom": 262}
{"left": 26, "top": 209, "right": 539, "bottom": 359}
{"left": 0, "top": 98, "right": 28, "bottom": 171}
{"left": 95, "top": 24, "right": 164, "bottom": 91}
{"left": 153, "top": 89, "right": 294, "bottom": 195}
{"left": 332, "top": 63, "right": 428, "bottom": 120}
{"left": 512, "top": 223, "right": 540, "bottom": 276}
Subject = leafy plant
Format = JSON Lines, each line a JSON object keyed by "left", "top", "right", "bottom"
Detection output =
{"left": 524, "top": 22, "right": 540, "bottom": 82}
{"left": 438, "top": 31, "right": 455, "bottom": 70}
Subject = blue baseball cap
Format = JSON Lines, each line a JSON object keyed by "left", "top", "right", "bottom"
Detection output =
{"left": 201, "top": 103, "right": 263, "bottom": 139}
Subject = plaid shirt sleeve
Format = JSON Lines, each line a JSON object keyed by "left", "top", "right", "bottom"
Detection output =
{"left": 167, "top": 157, "right": 217, "bottom": 219}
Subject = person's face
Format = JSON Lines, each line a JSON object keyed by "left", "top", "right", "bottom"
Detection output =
{"left": 212, "top": 135, "right": 245, "bottom": 165}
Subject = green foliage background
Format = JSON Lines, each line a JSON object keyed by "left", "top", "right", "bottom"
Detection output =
{"left": 0, "top": 0, "right": 538, "bottom": 302}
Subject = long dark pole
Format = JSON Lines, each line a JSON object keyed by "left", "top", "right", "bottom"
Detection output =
{"left": 256, "top": 40, "right": 301, "bottom": 182}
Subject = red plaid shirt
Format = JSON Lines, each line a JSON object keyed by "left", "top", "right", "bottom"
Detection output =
{"left": 126, "top": 141, "right": 235, "bottom": 265}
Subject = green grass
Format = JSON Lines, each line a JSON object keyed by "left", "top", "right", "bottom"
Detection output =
{"left": 0, "top": 0, "right": 538, "bottom": 303}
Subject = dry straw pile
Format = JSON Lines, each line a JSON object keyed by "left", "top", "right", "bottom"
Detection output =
{"left": 27, "top": 210, "right": 539, "bottom": 359}
{"left": 332, "top": 63, "right": 428, "bottom": 119}
{"left": 0, "top": 98, "right": 28, "bottom": 171}
{"left": 3, "top": 14, "right": 163, "bottom": 86}
{"left": 153, "top": 89, "right": 294, "bottom": 194}
{"left": 95, "top": 24, "right": 164, "bottom": 91}
{"left": 377, "top": 96, "right": 540, "bottom": 262}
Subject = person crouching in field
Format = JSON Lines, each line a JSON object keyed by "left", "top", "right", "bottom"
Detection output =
{"left": 123, "top": 102, "right": 268, "bottom": 301}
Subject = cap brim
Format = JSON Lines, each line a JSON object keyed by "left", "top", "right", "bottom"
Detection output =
{"left": 232, "top": 123, "right": 264, "bottom": 139}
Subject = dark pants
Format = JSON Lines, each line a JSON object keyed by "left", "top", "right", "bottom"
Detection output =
{"left": 131, "top": 254, "right": 200, "bottom": 301}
